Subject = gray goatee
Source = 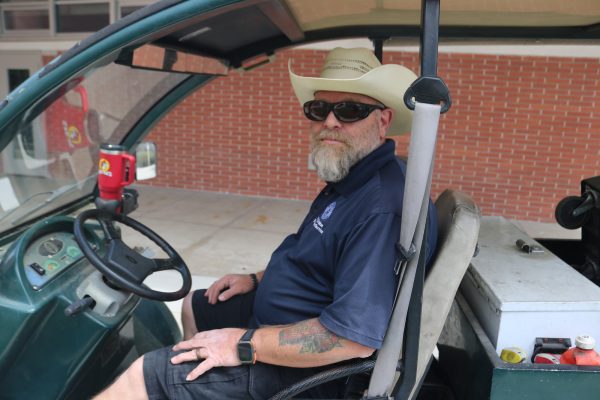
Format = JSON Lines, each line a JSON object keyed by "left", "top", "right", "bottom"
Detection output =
{"left": 310, "top": 126, "right": 380, "bottom": 182}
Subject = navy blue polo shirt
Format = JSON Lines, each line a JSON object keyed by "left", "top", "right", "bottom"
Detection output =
{"left": 253, "top": 140, "right": 437, "bottom": 349}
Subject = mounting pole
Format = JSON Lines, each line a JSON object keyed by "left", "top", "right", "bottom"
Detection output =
{"left": 372, "top": 38, "right": 385, "bottom": 63}
{"left": 403, "top": 0, "right": 451, "bottom": 113}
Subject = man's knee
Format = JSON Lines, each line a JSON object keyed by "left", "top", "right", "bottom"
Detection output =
{"left": 128, "top": 357, "right": 147, "bottom": 395}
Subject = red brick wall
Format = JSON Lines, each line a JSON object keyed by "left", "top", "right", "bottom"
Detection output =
{"left": 146, "top": 49, "right": 600, "bottom": 222}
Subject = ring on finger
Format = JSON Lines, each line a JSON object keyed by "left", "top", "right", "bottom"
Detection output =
{"left": 195, "top": 347, "right": 208, "bottom": 360}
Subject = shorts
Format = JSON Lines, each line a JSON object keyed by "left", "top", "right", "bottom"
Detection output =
{"left": 142, "top": 289, "right": 345, "bottom": 399}
{"left": 192, "top": 289, "right": 257, "bottom": 331}
{"left": 143, "top": 347, "right": 303, "bottom": 400}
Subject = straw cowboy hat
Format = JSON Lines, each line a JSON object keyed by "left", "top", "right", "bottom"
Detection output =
{"left": 289, "top": 47, "right": 417, "bottom": 135}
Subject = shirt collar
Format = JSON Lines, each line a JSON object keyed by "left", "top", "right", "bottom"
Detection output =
{"left": 328, "top": 139, "right": 397, "bottom": 196}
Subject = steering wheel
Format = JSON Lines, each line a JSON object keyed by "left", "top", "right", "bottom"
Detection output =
{"left": 74, "top": 209, "right": 192, "bottom": 301}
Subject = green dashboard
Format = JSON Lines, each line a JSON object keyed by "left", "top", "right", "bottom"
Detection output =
{"left": 0, "top": 215, "right": 181, "bottom": 398}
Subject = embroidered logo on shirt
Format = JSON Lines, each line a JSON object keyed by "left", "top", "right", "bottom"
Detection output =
{"left": 321, "top": 202, "right": 336, "bottom": 220}
{"left": 313, "top": 202, "right": 336, "bottom": 234}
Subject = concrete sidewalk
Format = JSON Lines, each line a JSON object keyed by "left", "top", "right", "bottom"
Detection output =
{"left": 133, "top": 184, "right": 311, "bottom": 277}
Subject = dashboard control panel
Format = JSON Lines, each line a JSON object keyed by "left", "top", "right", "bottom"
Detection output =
{"left": 24, "top": 232, "right": 86, "bottom": 290}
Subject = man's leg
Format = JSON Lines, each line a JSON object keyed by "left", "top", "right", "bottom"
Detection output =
{"left": 93, "top": 340, "right": 342, "bottom": 399}
{"left": 181, "top": 291, "right": 197, "bottom": 339}
{"left": 182, "top": 289, "right": 256, "bottom": 339}
{"left": 93, "top": 356, "right": 147, "bottom": 400}
{"left": 96, "top": 290, "right": 258, "bottom": 397}
{"left": 95, "top": 347, "right": 262, "bottom": 400}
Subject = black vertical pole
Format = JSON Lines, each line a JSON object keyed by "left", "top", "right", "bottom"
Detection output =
{"left": 420, "top": 0, "right": 440, "bottom": 77}
{"left": 373, "top": 38, "right": 384, "bottom": 63}
{"left": 404, "top": 0, "right": 451, "bottom": 113}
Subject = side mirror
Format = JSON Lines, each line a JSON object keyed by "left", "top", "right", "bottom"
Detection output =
{"left": 135, "top": 141, "right": 157, "bottom": 181}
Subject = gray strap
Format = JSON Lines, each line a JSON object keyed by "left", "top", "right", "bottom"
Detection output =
{"left": 367, "top": 101, "right": 441, "bottom": 397}
{"left": 397, "top": 102, "right": 439, "bottom": 259}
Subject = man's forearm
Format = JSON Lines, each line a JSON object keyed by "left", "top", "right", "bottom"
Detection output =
{"left": 253, "top": 318, "right": 374, "bottom": 368}
{"left": 170, "top": 318, "right": 375, "bottom": 381}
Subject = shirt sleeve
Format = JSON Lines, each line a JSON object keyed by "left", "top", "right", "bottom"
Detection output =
{"left": 319, "top": 212, "right": 401, "bottom": 349}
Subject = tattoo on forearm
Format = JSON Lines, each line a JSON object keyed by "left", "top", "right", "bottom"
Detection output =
{"left": 279, "top": 319, "right": 343, "bottom": 354}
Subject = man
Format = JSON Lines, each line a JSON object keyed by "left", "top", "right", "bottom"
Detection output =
{"left": 94, "top": 47, "right": 438, "bottom": 400}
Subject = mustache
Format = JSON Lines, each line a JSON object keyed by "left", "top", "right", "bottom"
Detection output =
{"left": 313, "top": 130, "right": 348, "bottom": 144}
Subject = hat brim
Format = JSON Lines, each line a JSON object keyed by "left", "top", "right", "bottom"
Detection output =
{"left": 289, "top": 61, "right": 417, "bottom": 136}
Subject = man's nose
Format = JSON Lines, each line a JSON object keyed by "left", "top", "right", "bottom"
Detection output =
{"left": 323, "top": 111, "right": 342, "bottom": 129}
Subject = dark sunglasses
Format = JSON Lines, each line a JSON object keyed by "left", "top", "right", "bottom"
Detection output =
{"left": 303, "top": 100, "right": 385, "bottom": 123}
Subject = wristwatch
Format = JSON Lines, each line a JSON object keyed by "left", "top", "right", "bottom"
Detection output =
{"left": 237, "top": 329, "right": 256, "bottom": 364}
{"left": 249, "top": 273, "right": 259, "bottom": 291}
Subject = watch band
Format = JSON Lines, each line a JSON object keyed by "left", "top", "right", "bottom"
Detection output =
{"left": 249, "top": 273, "right": 259, "bottom": 291}
{"left": 238, "top": 329, "right": 257, "bottom": 364}
{"left": 241, "top": 328, "right": 256, "bottom": 342}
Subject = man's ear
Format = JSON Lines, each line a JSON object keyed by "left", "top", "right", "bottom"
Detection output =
{"left": 379, "top": 108, "right": 394, "bottom": 137}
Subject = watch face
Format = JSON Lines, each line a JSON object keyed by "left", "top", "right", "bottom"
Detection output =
{"left": 237, "top": 341, "right": 254, "bottom": 363}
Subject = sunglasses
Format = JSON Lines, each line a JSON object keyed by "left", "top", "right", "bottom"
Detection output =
{"left": 303, "top": 100, "right": 385, "bottom": 123}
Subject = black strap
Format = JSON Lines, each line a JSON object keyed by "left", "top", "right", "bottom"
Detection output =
{"left": 241, "top": 328, "right": 256, "bottom": 342}
{"left": 249, "top": 273, "right": 259, "bottom": 291}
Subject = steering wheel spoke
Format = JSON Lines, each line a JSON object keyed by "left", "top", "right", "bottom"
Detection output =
{"left": 152, "top": 256, "right": 182, "bottom": 272}
{"left": 74, "top": 209, "right": 192, "bottom": 301}
{"left": 99, "top": 216, "right": 122, "bottom": 240}
{"left": 106, "top": 239, "right": 154, "bottom": 283}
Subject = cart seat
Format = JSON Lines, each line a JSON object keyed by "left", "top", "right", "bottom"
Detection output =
{"left": 408, "top": 189, "right": 481, "bottom": 398}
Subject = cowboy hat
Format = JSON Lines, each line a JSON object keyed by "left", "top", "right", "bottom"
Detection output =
{"left": 289, "top": 47, "right": 417, "bottom": 135}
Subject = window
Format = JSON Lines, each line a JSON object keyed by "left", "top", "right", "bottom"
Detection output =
{"left": 8, "top": 69, "right": 29, "bottom": 91}
{"left": 4, "top": 8, "right": 49, "bottom": 30}
{"left": 1, "top": 1, "right": 50, "bottom": 34}
{"left": 7, "top": 69, "right": 34, "bottom": 158}
{"left": 55, "top": 2, "right": 109, "bottom": 33}
{"left": 0, "top": 0, "right": 153, "bottom": 37}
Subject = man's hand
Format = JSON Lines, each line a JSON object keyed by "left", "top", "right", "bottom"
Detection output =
{"left": 171, "top": 328, "right": 245, "bottom": 381}
{"left": 204, "top": 274, "right": 255, "bottom": 304}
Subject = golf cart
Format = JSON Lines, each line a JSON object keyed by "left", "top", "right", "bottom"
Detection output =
{"left": 0, "top": 0, "right": 599, "bottom": 398}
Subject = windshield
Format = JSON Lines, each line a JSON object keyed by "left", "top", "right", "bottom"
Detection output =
{"left": 0, "top": 63, "right": 187, "bottom": 233}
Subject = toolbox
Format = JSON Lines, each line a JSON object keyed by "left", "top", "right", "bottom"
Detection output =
{"left": 460, "top": 216, "right": 600, "bottom": 358}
